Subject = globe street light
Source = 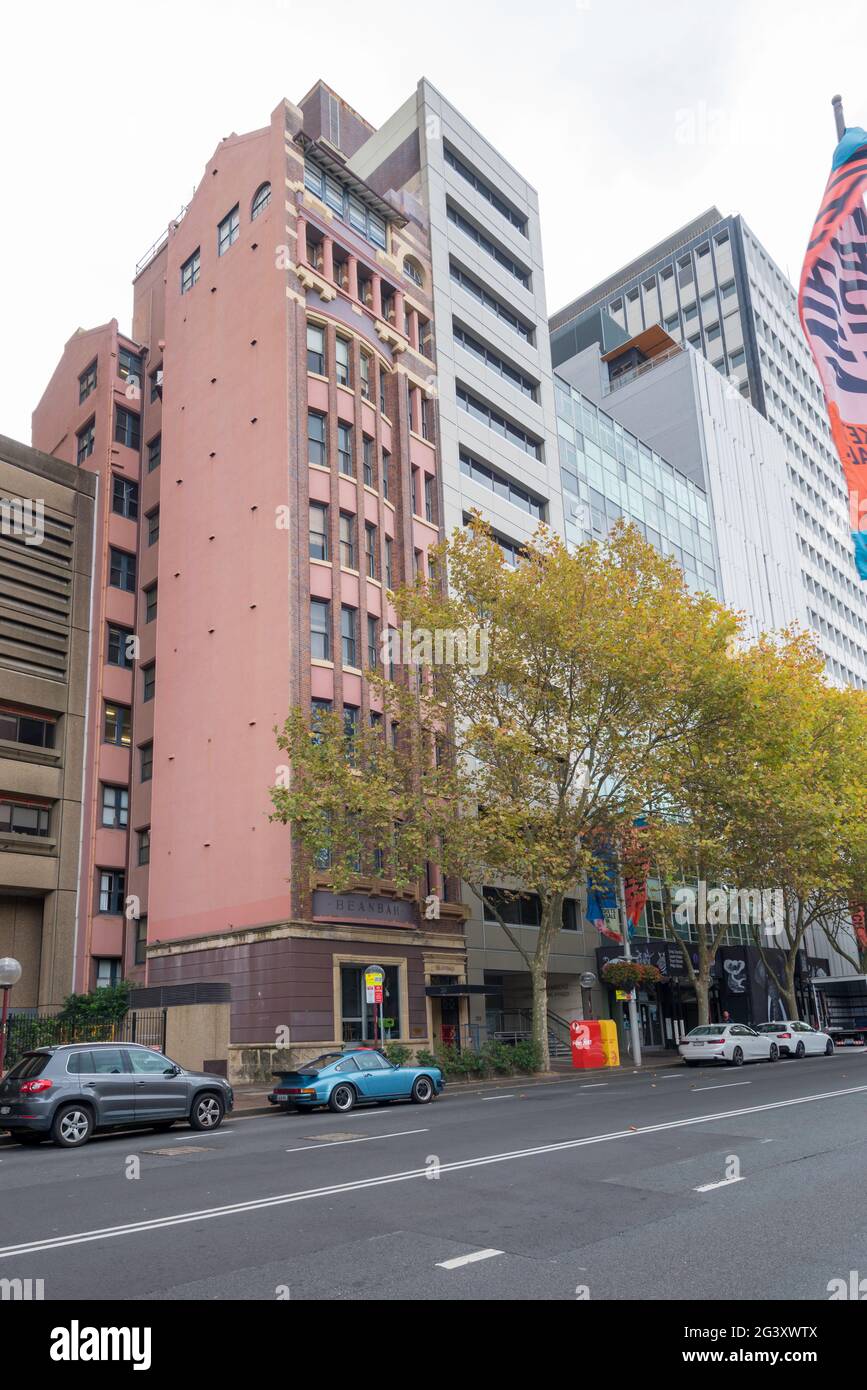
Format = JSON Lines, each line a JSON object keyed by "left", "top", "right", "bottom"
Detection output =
{"left": 0, "top": 957, "right": 22, "bottom": 1076}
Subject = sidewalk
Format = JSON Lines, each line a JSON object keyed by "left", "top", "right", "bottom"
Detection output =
{"left": 228, "top": 1052, "right": 688, "bottom": 1116}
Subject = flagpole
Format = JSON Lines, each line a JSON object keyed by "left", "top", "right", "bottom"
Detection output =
{"left": 832, "top": 94, "right": 846, "bottom": 141}
{"left": 617, "top": 868, "right": 643, "bottom": 1068}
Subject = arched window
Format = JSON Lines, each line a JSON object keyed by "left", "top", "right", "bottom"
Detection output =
{"left": 251, "top": 182, "right": 272, "bottom": 220}
{"left": 403, "top": 257, "right": 424, "bottom": 288}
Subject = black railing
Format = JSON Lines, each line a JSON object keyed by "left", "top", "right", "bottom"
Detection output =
{"left": 3, "top": 1008, "right": 166, "bottom": 1071}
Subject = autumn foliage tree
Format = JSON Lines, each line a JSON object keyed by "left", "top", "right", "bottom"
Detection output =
{"left": 270, "top": 518, "right": 739, "bottom": 1069}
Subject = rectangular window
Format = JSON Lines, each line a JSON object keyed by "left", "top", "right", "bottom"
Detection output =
{"left": 0, "top": 709, "right": 55, "bottom": 748}
{"left": 385, "top": 536, "right": 394, "bottom": 589}
{"left": 144, "top": 584, "right": 158, "bottom": 623}
{"left": 424, "top": 473, "right": 435, "bottom": 524}
{"left": 147, "top": 508, "right": 159, "bottom": 546}
{"left": 411, "top": 466, "right": 419, "bottom": 514}
{"left": 309, "top": 502, "right": 328, "bottom": 560}
{"left": 142, "top": 664, "right": 155, "bottom": 702}
{"left": 180, "top": 248, "right": 200, "bottom": 293}
{"left": 365, "top": 522, "right": 377, "bottom": 578}
{"left": 111, "top": 475, "right": 138, "bottom": 519}
{"left": 341, "top": 605, "right": 358, "bottom": 666}
{"left": 147, "top": 434, "right": 161, "bottom": 472}
{"left": 114, "top": 407, "right": 141, "bottom": 451}
{"left": 101, "top": 784, "right": 129, "bottom": 829}
{"left": 367, "top": 615, "right": 378, "bottom": 667}
{"left": 77, "top": 421, "right": 95, "bottom": 464}
{"left": 455, "top": 387, "right": 542, "bottom": 460}
{"left": 339, "top": 512, "right": 356, "bottom": 569}
{"left": 150, "top": 367, "right": 161, "bottom": 402}
{"left": 107, "top": 625, "right": 133, "bottom": 668}
{"left": 443, "top": 144, "right": 527, "bottom": 233}
{"left": 217, "top": 204, "right": 240, "bottom": 256}
{"left": 307, "top": 322, "right": 325, "bottom": 374}
{"left": 0, "top": 800, "right": 50, "bottom": 837}
{"left": 138, "top": 827, "right": 150, "bottom": 866}
{"left": 360, "top": 351, "right": 372, "bottom": 400}
{"left": 340, "top": 963, "right": 401, "bottom": 1042}
{"left": 118, "top": 347, "right": 142, "bottom": 385}
{"left": 311, "top": 599, "right": 331, "bottom": 661}
{"left": 421, "top": 395, "right": 432, "bottom": 442}
{"left": 446, "top": 203, "right": 530, "bottom": 287}
{"left": 109, "top": 548, "right": 136, "bottom": 592}
{"left": 362, "top": 435, "right": 374, "bottom": 487}
{"left": 379, "top": 367, "right": 387, "bottom": 415}
{"left": 140, "top": 742, "right": 153, "bottom": 781}
{"left": 382, "top": 448, "right": 390, "bottom": 500}
{"left": 308, "top": 410, "right": 327, "bottom": 467}
{"left": 79, "top": 360, "right": 97, "bottom": 403}
{"left": 134, "top": 915, "right": 148, "bottom": 965}
{"left": 337, "top": 422, "right": 353, "bottom": 475}
{"left": 98, "top": 869, "right": 126, "bottom": 915}
{"left": 104, "top": 703, "right": 131, "bottom": 747}
{"left": 335, "top": 336, "right": 351, "bottom": 387}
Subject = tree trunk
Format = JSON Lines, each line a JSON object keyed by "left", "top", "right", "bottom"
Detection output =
{"left": 530, "top": 961, "right": 550, "bottom": 1072}
{"left": 695, "top": 974, "right": 710, "bottom": 1026}
{"left": 783, "top": 960, "right": 799, "bottom": 1020}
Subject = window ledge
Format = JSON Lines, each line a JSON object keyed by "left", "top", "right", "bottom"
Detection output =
{"left": 0, "top": 832, "right": 57, "bottom": 855}
{"left": 0, "top": 739, "right": 61, "bottom": 767}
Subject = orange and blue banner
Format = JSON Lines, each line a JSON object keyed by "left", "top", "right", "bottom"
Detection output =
{"left": 798, "top": 125, "right": 867, "bottom": 579}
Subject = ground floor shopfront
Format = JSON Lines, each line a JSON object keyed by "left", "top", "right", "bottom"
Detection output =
{"left": 146, "top": 911, "right": 468, "bottom": 1083}
{"left": 595, "top": 940, "right": 833, "bottom": 1056}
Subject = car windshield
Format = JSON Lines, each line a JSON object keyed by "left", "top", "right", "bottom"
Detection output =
{"left": 687, "top": 1027, "right": 728, "bottom": 1036}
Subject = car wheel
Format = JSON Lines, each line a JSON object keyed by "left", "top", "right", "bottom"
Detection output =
{"left": 51, "top": 1104, "right": 93, "bottom": 1148}
{"left": 410, "top": 1075, "right": 434, "bottom": 1104}
{"left": 152, "top": 1121, "right": 175, "bottom": 1132}
{"left": 795, "top": 1041, "right": 806, "bottom": 1059}
{"left": 16, "top": 1132, "right": 45, "bottom": 1145}
{"left": 328, "top": 1083, "right": 356, "bottom": 1114}
{"left": 731, "top": 1046, "right": 744, "bottom": 1067}
{"left": 189, "top": 1092, "right": 225, "bottom": 1131}
{"left": 825, "top": 1039, "right": 835, "bottom": 1056}
{"left": 769, "top": 1043, "right": 779, "bottom": 1062}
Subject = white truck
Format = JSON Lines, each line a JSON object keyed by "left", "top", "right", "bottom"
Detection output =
{"left": 812, "top": 975, "right": 867, "bottom": 1046}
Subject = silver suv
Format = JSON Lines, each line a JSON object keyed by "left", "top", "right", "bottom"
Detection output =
{"left": 0, "top": 1042, "right": 234, "bottom": 1148}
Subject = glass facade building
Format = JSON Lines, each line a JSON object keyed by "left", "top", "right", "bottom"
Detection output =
{"left": 554, "top": 374, "right": 718, "bottom": 597}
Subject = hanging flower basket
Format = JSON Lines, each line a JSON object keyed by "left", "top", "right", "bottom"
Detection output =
{"left": 601, "top": 960, "right": 663, "bottom": 990}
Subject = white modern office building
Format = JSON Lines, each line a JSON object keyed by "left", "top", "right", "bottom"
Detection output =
{"left": 551, "top": 210, "right": 867, "bottom": 688}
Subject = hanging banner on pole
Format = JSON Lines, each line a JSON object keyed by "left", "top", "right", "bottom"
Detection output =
{"left": 798, "top": 123, "right": 867, "bottom": 579}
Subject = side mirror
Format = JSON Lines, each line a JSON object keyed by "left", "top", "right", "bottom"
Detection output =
{"left": 164, "top": 1065, "right": 180, "bottom": 1076}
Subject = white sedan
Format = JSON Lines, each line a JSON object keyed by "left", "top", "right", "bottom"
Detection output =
{"left": 753, "top": 1021, "right": 835, "bottom": 1058}
{"left": 679, "top": 1023, "right": 780, "bottom": 1067}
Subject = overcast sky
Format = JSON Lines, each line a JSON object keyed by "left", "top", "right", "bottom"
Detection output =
{"left": 2, "top": 0, "right": 865, "bottom": 443}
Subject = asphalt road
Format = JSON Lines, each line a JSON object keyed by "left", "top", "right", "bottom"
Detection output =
{"left": 2, "top": 1050, "right": 867, "bottom": 1301}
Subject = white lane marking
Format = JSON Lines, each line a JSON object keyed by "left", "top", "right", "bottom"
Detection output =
{"left": 692, "top": 1082, "right": 751, "bottom": 1092}
{"left": 4, "top": 1083, "right": 866, "bottom": 1259}
{"left": 694, "top": 1176, "right": 747, "bottom": 1193}
{"left": 482, "top": 1095, "right": 515, "bottom": 1101}
{"left": 581, "top": 1083, "right": 607, "bottom": 1089}
{"left": 436, "top": 1248, "right": 503, "bottom": 1270}
{"left": 285, "top": 1129, "right": 427, "bottom": 1154}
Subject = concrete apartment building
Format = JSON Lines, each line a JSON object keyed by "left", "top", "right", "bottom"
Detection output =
{"left": 0, "top": 433, "right": 96, "bottom": 1006}
{"left": 551, "top": 209, "right": 867, "bottom": 689}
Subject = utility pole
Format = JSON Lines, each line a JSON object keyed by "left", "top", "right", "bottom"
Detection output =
{"left": 832, "top": 94, "right": 846, "bottom": 141}
{"left": 617, "top": 872, "right": 642, "bottom": 1068}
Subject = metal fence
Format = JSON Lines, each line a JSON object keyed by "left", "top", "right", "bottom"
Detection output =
{"left": 3, "top": 1008, "right": 166, "bottom": 1070}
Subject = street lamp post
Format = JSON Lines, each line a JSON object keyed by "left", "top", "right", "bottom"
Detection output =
{"left": 0, "top": 958, "right": 23, "bottom": 1076}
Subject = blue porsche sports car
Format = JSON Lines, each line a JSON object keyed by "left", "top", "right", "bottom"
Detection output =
{"left": 267, "top": 1047, "right": 445, "bottom": 1114}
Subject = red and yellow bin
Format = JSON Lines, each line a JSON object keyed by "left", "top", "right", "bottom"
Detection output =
{"left": 570, "top": 1018, "right": 620, "bottom": 1069}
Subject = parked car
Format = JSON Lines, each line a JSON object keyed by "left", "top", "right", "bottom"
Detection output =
{"left": 679, "top": 1023, "right": 780, "bottom": 1067}
{"left": 752, "top": 1021, "right": 835, "bottom": 1058}
{"left": 0, "top": 1042, "right": 234, "bottom": 1148}
{"left": 268, "top": 1046, "right": 444, "bottom": 1113}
